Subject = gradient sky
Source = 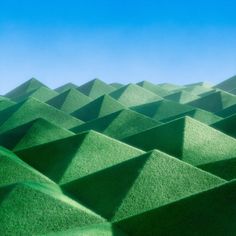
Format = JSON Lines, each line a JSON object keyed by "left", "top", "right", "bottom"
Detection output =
{"left": 0, "top": 0, "right": 236, "bottom": 94}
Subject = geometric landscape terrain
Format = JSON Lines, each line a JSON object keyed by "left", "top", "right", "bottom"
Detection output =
{"left": 1, "top": 76, "right": 236, "bottom": 235}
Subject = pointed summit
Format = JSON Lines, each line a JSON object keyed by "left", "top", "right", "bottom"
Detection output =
{"left": 214, "top": 75, "right": 236, "bottom": 91}
{"left": 164, "top": 90, "right": 200, "bottom": 104}
{"left": 55, "top": 82, "right": 78, "bottom": 93}
{"left": 71, "top": 109, "right": 161, "bottom": 139}
{"left": 71, "top": 94, "right": 126, "bottom": 122}
{"left": 5, "top": 78, "right": 48, "bottom": 101}
{"left": 62, "top": 150, "right": 224, "bottom": 220}
{"left": 47, "top": 88, "right": 92, "bottom": 113}
{"left": 109, "top": 83, "right": 162, "bottom": 107}
{"left": 78, "top": 79, "right": 115, "bottom": 99}
{"left": 188, "top": 90, "right": 236, "bottom": 113}
{"left": 123, "top": 116, "right": 236, "bottom": 166}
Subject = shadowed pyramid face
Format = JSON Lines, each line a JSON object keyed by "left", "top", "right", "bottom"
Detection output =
{"left": 1, "top": 76, "right": 236, "bottom": 235}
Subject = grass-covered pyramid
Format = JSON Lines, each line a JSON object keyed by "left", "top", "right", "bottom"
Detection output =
{"left": 1, "top": 75, "right": 236, "bottom": 235}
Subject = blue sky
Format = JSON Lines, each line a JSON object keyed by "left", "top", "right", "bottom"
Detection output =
{"left": 0, "top": 0, "right": 235, "bottom": 93}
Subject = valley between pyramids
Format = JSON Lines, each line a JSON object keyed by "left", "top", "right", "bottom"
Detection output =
{"left": 1, "top": 76, "right": 236, "bottom": 235}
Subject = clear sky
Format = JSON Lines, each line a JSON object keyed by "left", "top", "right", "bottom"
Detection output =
{"left": 0, "top": 0, "right": 235, "bottom": 94}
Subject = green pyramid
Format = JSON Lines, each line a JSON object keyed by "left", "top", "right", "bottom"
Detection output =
{"left": 16, "top": 131, "right": 144, "bottom": 185}
{"left": 78, "top": 79, "right": 115, "bottom": 99}
{"left": 164, "top": 90, "right": 200, "bottom": 104}
{"left": 0, "top": 97, "right": 83, "bottom": 133}
{"left": 5, "top": 78, "right": 48, "bottom": 101}
{"left": 216, "top": 103, "right": 236, "bottom": 117}
{"left": 0, "top": 182, "right": 105, "bottom": 235}
{"left": 0, "top": 118, "right": 74, "bottom": 151}
{"left": 214, "top": 75, "right": 236, "bottom": 91}
{"left": 115, "top": 181, "right": 236, "bottom": 236}
{"left": 157, "top": 83, "right": 183, "bottom": 91}
{"left": 131, "top": 99, "right": 194, "bottom": 121}
{"left": 47, "top": 88, "right": 92, "bottom": 113}
{"left": 62, "top": 150, "right": 224, "bottom": 220}
{"left": 0, "top": 99, "right": 15, "bottom": 111}
{"left": 188, "top": 90, "right": 236, "bottom": 113}
{"left": 71, "top": 94, "right": 126, "bottom": 122}
{"left": 55, "top": 83, "right": 78, "bottom": 93}
{"left": 182, "top": 84, "right": 214, "bottom": 96}
{"left": 123, "top": 116, "right": 236, "bottom": 166}
{"left": 109, "top": 83, "right": 162, "bottom": 107}
{"left": 162, "top": 108, "right": 222, "bottom": 125}
{"left": 110, "top": 83, "right": 124, "bottom": 89}
{"left": 0, "top": 147, "right": 54, "bottom": 186}
{"left": 71, "top": 109, "right": 161, "bottom": 139}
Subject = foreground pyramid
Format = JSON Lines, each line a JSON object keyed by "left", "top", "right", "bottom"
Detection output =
{"left": 1, "top": 75, "right": 236, "bottom": 235}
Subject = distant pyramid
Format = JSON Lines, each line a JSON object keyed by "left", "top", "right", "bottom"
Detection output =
{"left": 214, "top": 75, "right": 236, "bottom": 91}
{"left": 131, "top": 99, "right": 194, "bottom": 121}
{"left": 123, "top": 117, "right": 236, "bottom": 166}
{"left": 110, "top": 83, "right": 124, "bottom": 89}
{"left": 0, "top": 146, "right": 54, "bottom": 186}
{"left": 164, "top": 90, "right": 200, "bottom": 104}
{"left": 188, "top": 90, "right": 236, "bottom": 113}
{"left": 78, "top": 79, "right": 115, "bottom": 99}
{"left": 162, "top": 108, "right": 222, "bottom": 125}
{"left": 55, "top": 82, "right": 78, "bottom": 93}
{"left": 5, "top": 78, "right": 48, "bottom": 101}
{"left": 71, "top": 109, "right": 161, "bottom": 139}
{"left": 47, "top": 88, "right": 92, "bottom": 113}
{"left": 109, "top": 84, "right": 162, "bottom": 107}
{"left": 0, "top": 97, "right": 83, "bottom": 133}
{"left": 71, "top": 94, "right": 126, "bottom": 122}
{"left": 137, "top": 81, "right": 170, "bottom": 97}
{"left": 0, "top": 182, "right": 105, "bottom": 235}
{"left": 115, "top": 181, "right": 236, "bottom": 236}
{"left": 0, "top": 118, "right": 74, "bottom": 151}
{"left": 182, "top": 84, "right": 214, "bottom": 96}
{"left": 16, "top": 131, "right": 144, "bottom": 185}
{"left": 63, "top": 150, "right": 224, "bottom": 220}
{"left": 157, "top": 83, "right": 183, "bottom": 91}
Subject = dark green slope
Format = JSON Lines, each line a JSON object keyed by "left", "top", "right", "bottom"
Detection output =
{"left": 4, "top": 78, "right": 48, "bottom": 101}
{"left": 16, "top": 131, "right": 144, "bottom": 185}
{"left": 214, "top": 75, "right": 236, "bottom": 91}
{"left": 0, "top": 97, "right": 83, "bottom": 133}
{"left": 0, "top": 118, "right": 74, "bottom": 151}
{"left": 182, "top": 84, "right": 214, "bottom": 96}
{"left": 131, "top": 99, "right": 194, "bottom": 121}
{"left": 71, "top": 94, "right": 126, "bottom": 122}
{"left": 109, "top": 83, "right": 162, "bottom": 107}
{"left": 0, "top": 147, "right": 54, "bottom": 186}
{"left": 62, "top": 150, "right": 224, "bottom": 221}
{"left": 110, "top": 83, "right": 124, "bottom": 89}
{"left": 47, "top": 88, "right": 92, "bottom": 113}
{"left": 0, "top": 99, "right": 15, "bottom": 111}
{"left": 188, "top": 90, "right": 236, "bottom": 113}
{"left": 162, "top": 108, "right": 222, "bottom": 125}
{"left": 0, "top": 182, "right": 105, "bottom": 236}
{"left": 164, "top": 90, "right": 200, "bottom": 104}
{"left": 216, "top": 103, "right": 236, "bottom": 117}
{"left": 78, "top": 79, "right": 115, "bottom": 99}
{"left": 212, "top": 113, "right": 236, "bottom": 138}
{"left": 55, "top": 83, "right": 78, "bottom": 93}
{"left": 123, "top": 116, "right": 236, "bottom": 166}
{"left": 71, "top": 109, "right": 161, "bottom": 139}
{"left": 137, "top": 80, "right": 170, "bottom": 97}
{"left": 115, "top": 181, "right": 236, "bottom": 236}
{"left": 157, "top": 83, "right": 183, "bottom": 91}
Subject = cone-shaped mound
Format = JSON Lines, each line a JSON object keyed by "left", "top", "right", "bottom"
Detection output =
{"left": 16, "top": 131, "right": 144, "bottom": 185}
{"left": 131, "top": 99, "right": 194, "bottom": 121}
{"left": 55, "top": 83, "right": 78, "bottom": 93}
{"left": 164, "top": 90, "right": 200, "bottom": 104}
{"left": 214, "top": 75, "right": 236, "bottom": 91}
{"left": 0, "top": 147, "right": 54, "bottom": 186}
{"left": 71, "top": 109, "right": 161, "bottom": 139}
{"left": 162, "top": 108, "right": 222, "bottom": 125}
{"left": 109, "top": 84, "right": 162, "bottom": 107}
{"left": 47, "top": 88, "right": 92, "bottom": 113}
{"left": 71, "top": 95, "right": 126, "bottom": 122}
{"left": 0, "top": 118, "right": 74, "bottom": 151}
{"left": 5, "top": 78, "right": 48, "bottom": 100}
{"left": 0, "top": 182, "right": 105, "bottom": 235}
{"left": 123, "top": 117, "right": 236, "bottom": 166}
{"left": 137, "top": 81, "right": 170, "bottom": 97}
{"left": 78, "top": 79, "right": 115, "bottom": 99}
{"left": 115, "top": 181, "right": 236, "bottom": 236}
{"left": 188, "top": 90, "right": 236, "bottom": 113}
{"left": 62, "top": 150, "right": 224, "bottom": 221}
{"left": 0, "top": 97, "right": 83, "bottom": 133}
